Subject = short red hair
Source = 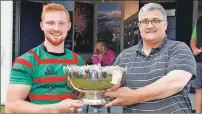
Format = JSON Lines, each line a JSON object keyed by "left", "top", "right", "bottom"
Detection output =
{"left": 41, "top": 3, "right": 70, "bottom": 21}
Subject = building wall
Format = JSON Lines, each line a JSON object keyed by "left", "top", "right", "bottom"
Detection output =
{"left": 1, "top": 1, "right": 13, "bottom": 105}
{"left": 0, "top": 0, "right": 199, "bottom": 106}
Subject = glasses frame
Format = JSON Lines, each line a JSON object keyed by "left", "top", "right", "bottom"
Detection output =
{"left": 138, "top": 19, "right": 166, "bottom": 26}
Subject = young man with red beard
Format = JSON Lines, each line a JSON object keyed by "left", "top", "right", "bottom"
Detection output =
{"left": 5, "top": 3, "right": 85, "bottom": 113}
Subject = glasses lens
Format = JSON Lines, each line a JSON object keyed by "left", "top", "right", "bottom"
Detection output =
{"left": 140, "top": 19, "right": 164, "bottom": 26}
{"left": 152, "top": 19, "right": 161, "bottom": 24}
{"left": 142, "top": 20, "right": 148, "bottom": 25}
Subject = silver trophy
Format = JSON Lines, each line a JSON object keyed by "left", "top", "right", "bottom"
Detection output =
{"left": 63, "top": 65, "right": 126, "bottom": 105}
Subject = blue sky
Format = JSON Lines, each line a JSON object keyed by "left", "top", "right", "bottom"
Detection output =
{"left": 50, "top": 0, "right": 73, "bottom": 11}
{"left": 98, "top": 3, "right": 121, "bottom": 12}
{"left": 98, "top": 3, "right": 121, "bottom": 29}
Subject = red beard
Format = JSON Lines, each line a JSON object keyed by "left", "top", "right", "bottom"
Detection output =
{"left": 45, "top": 31, "right": 67, "bottom": 46}
{"left": 46, "top": 35, "right": 64, "bottom": 46}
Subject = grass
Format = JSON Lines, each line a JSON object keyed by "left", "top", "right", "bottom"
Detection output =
{"left": 1, "top": 106, "right": 5, "bottom": 113}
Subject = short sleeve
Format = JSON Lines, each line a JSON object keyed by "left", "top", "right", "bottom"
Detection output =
{"left": 113, "top": 52, "right": 125, "bottom": 86}
{"left": 191, "top": 25, "right": 197, "bottom": 39}
{"left": 77, "top": 55, "right": 85, "bottom": 66}
{"left": 166, "top": 42, "right": 196, "bottom": 79}
{"left": 10, "top": 58, "right": 33, "bottom": 86}
{"left": 113, "top": 52, "right": 122, "bottom": 66}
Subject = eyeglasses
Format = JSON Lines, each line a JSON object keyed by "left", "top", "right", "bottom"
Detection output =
{"left": 138, "top": 19, "right": 165, "bottom": 26}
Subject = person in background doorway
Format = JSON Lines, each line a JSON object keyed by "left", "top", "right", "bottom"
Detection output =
{"left": 90, "top": 39, "right": 120, "bottom": 113}
{"left": 5, "top": 3, "right": 85, "bottom": 113}
{"left": 92, "top": 39, "right": 116, "bottom": 66}
{"left": 190, "top": 6, "right": 202, "bottom": 113}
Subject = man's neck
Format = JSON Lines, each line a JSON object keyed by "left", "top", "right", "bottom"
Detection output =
{"left": 43, "top": 41, "right": 65, "bottom": 53}
{"left": 142, "top": 38, "right": 164, "bottom": 56}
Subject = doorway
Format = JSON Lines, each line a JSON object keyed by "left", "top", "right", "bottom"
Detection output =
{"left": 19, "top": 0, "right": 44, "bottom": 55}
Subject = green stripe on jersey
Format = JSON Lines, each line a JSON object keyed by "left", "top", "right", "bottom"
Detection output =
{"left": 10, "top": 44, "right": 84, "bottom": 104}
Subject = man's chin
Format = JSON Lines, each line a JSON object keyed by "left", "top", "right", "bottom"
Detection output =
{"left": 45, "top": 35, "right": 66, "bottom": 45}
{"left": 50, "top": 36, "right": 63, "bottom": 40}
{"left": 50, "top": 40, "right": 64, "bottom": 46}
{"left": 47, "top": 39, "right": 64, "bottom": 46}
{"left": 143, "top": 37, "right": 156, "bottom": 41}
{"left": 51, "top": 42, "right": 62, "bottom": 46}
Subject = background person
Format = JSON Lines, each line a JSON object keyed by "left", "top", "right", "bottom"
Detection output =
{"left": 92, "top": 39, "right": 116, "bottom": 66}
{"left": 190, "top": 6, "right": 202, "bottom": 113}
{"left": 89, "top": 39, "right": 120, "bottom": 113}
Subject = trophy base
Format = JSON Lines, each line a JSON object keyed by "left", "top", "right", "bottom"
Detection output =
{"left": 82, "top": 99, "right": 106, "bottom": 105}
{"left": 80, "top": 90, "right": 111, "bottom": 105}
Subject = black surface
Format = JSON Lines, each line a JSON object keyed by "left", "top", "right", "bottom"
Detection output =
{"left": 20, "top": 0, "right": 44, "bottom": 55}
{"left": 196, "top": 16, "right": 202, "bottom": 48}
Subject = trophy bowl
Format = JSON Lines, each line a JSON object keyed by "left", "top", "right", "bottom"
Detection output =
{"left": 63, "top": 65, "right": 126, "bottom": 105}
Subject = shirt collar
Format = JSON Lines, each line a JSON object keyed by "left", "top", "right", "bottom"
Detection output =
{"left": 136, "top": 35, "right": 168, "bottom": 52}
{"left": 41, "top": 42, "right": 66, "bottom": 56}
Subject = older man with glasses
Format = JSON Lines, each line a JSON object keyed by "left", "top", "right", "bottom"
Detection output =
{"left": 104, "top": 3, "right": 196, "bottom": 113}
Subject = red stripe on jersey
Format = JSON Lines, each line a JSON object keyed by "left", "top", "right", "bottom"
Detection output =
{"left": 39, "top": 52, "right": 78, "bottom": 64}
{"left": 29, "top": 93, "right": 76, "bottom": 100}
{"left": 29, "top": 50, "right": 79, "bottom": 64}
{"left": 33, "top": 76, "right": 66, "bottom": 83}
{"left": 28, "top": 50, "right": 40, "bottom": 63}
{"left": 72, "top": 52, "right": 79, "bottom": 64}
{"left": 13, "top": 59, "right": 33, "bottom": 70}
{"left": 38, "top": 59, "right": 77, "bottom": 64}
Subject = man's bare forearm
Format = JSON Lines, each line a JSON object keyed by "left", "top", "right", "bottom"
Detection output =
{"left": 190, "top": 38, "right": 197, "bottom": 50}
{"left": 131, "top": 78, "right": 181, "bottom": 103}
{"left": 6, "top": 100, "right": 57, "bottom": 113}
{"left": 131, "top": 71, "right": 192, "bottom": 103}
{"left": 135, "top": 85, "right": 181, "bottom": 102}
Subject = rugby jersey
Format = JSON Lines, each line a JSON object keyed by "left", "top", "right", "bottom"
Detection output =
{"left": 10, "top": 43, "right": 84, "bottom": 104}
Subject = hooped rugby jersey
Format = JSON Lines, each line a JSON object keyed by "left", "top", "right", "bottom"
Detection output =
{"left": 10, "top": 44, "right": 84, "bottom": 104}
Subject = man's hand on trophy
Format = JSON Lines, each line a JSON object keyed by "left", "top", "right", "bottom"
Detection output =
{"left": 54, "top": 98, "right": 84, "bottom": 113}
{"left": 104, "top": 87, "right": 136, "bottom": 107}
{"left": 103, "top": 82, "right": 121, "bottom": 93}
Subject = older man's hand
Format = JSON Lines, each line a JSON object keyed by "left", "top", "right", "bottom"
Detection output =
{"left": 104, "top": 87, "right": 136, "bottom": 107}
{"left": 103, "top": 83, "right": 121, "bottom": 93}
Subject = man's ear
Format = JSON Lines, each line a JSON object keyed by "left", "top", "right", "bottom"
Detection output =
{"left": 164, "top": 21, "right": 168, "bottom": 30}
{"left": 67, "top": 22, "right": 71, "bottom": 31}
{"left": 137, "top": 22, "right": 140, "bottom": 28}
{"left": 165, "top": 21, "right": 168, "bottom": 25}
{"left": 40, "top": 22, "right": 44, "bottom": 31}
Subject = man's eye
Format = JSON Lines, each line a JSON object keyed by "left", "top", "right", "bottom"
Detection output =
{"left": 47, "top": 22, "right": 54, "bottom": 24}
{"left": 142, "top": 20, "right": 148, "bottom": 24}
{"left": 59, "top": 22, "right": 64, "bottom": 25}
{"left": 152, "top": 20, "right": 160, "bottom": 23}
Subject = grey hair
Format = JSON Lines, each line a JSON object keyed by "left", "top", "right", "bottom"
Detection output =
{"left": 138, "top": 3, "right": 167, "bottom": 21}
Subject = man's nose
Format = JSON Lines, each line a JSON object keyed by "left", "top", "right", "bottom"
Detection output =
{"left": 146, "top": 22, "right": 155, "bottom": 28}
{"left": 53, "top": 24, "right": 60, "bottom": 31}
